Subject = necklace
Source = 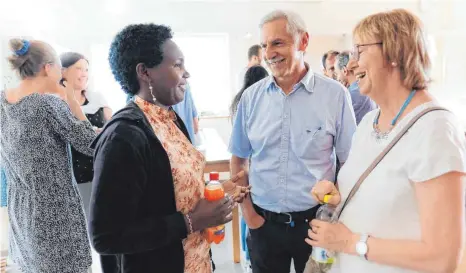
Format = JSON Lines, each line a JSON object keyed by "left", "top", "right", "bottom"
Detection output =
{"left": 372, "top": 89, "right": 416, "bottom": 142}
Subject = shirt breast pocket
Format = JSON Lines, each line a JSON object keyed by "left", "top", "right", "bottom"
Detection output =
{"left": 296, "top": 126, "right": 333, "bottom": 159}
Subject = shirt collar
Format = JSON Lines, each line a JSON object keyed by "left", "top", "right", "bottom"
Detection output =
{"left": 266, "top": 63, "right": 315, "bottom": 93}
{"left": 349, "top": 81, "right": 359, "bottom": 91}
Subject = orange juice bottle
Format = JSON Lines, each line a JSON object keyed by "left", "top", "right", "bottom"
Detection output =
{"left": 204, "top": 172, "right": 226, "bottom": 244}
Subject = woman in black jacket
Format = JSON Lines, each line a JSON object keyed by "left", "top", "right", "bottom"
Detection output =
{"left": 89, "top": 23, "right": 248, "bottom": 273}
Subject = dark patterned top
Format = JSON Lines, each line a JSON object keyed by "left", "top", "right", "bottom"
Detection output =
{"left": 71, "top": 102, "right": 106, "bottom": 184}
{"left": 0, "top": 91, "right": 96, "bottom": 273}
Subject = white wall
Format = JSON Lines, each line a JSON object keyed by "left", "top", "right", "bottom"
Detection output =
{"left": 0, "top": 0, "right": 421, "bottom": 98}
{"left": 200, "top": 117, "right": 232, "bottom": 145}
{"left": 1, "top": 0, "right": 466, "bottom": 140}
{"left": 0, "top": 39, "right": 20, "bottom": 90}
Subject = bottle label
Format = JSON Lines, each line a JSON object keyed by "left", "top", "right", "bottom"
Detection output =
{"left": 311, "top": 247, "right": 334, "bottom": 264}
{"left": 214, "top": 227, "right": 225, "bottom": 236}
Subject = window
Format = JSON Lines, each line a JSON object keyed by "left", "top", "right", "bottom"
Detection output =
{"left": 173, "top": 33, "right": 231, "bottom": 117}
{"left": 90, "top": 43, "right": 126, "bottom": 112}
{"left": 89, "top": 33, "right": 231, "bottom": 115}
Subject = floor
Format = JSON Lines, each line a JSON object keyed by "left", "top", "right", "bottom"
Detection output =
{"left": 4, "top": 221, "right": 249, "bottom": 273}
{"left": 4, "top": 230, "right": 466, "bottom": 272}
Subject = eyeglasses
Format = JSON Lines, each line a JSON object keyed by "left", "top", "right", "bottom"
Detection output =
{"left": 350, "top": 42, "right": 383, "bottom": 61}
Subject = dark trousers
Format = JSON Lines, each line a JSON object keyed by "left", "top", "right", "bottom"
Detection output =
{"left": 99, "top": 250, "right": 215, "bottom": 272}
{"left": 248, "top": 206, "right": 318, "bottom": 273}
{"left": 100, "top": 255, "right": 119, "bottom": 273}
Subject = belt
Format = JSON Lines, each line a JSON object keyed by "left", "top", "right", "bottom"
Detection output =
{"left": 254, "top": 204, "right": 320, "bottom": 227}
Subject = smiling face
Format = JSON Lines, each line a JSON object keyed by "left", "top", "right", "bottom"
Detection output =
{"left": 147, "top": 39, "right": 190, "bottom": 106}
{"left": 260, "top": 18, "right": 308, "bottom": 79}
{"left": 62, "top": 58, "right": 89, "bottom": 91}
{"left": 352, "top": 36, "right": 387, "bottom": 97}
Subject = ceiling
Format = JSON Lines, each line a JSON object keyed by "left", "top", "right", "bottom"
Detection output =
{"left": 0, "top": 0, "right": 461, "bottom": 49}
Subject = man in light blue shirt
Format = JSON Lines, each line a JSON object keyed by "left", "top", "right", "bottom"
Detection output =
{"left": 229, "top": 10, "right": 356, "bottom": 273}
{"left": 335, "top": 51, "right": 377, "bottom": 124}
{"left": 172, "top": 84, "right": 199, "bottom": 142}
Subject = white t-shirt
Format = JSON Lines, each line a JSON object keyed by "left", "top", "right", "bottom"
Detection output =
{"left": 81, "top": 91, "right": 109, "bottom": 115}
{"left": 330, "top": 101, "right": 466, "bottom": 273}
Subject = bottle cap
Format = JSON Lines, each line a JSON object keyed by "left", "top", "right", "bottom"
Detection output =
{"left": 209, "top": 172, "right": 219, "bottom": 180}
{"left": 323, "top": 194, "right": 332, "bottom": 204}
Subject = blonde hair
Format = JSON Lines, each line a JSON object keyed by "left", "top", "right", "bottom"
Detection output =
{"left": 353, "top": 9, "right": 431, "bottom": 90}
{"left": 7, "top": 39, "right": 57, "bottom": 80}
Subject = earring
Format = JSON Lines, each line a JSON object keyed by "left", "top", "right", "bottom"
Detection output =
{"left": 391, "top": 62, "right": 397, "bottom": 67}
{"left": 149, "top": 82, "right": 156, "bottom": 102}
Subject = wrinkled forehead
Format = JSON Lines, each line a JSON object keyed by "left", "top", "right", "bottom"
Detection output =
{"left": 260, "top": 19, "right": 295, "bottom": 42}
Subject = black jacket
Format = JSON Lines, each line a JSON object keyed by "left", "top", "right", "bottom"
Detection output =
{"left": 89, "top": 102, "right": 190, "bottom": 273}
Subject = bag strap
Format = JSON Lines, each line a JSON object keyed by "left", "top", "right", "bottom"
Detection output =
{"left": 332, "top": 106, "right": 449, "bottom": 221}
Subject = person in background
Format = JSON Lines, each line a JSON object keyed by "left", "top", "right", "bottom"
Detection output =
{"left": 230, "top": 65, "right": 269, "bottom": 119}
{"left": 61, "top": 51, "right": 117, "bottom": 273}
{"left": 237, "top": 45, "right": 263, "bottom": 91}
{"left": 60, "top": 52, "right": 112, "bottom": 217}
{"left": 322, "top": 50, "right": 339, "bottom": 80}
{"left": 334, "top": 51, "right": 377, "bottom": 124}
{"left": 229, "top": 64, "right": 269, "bottom": 273}
{"left": 0, "top": 39, "right": 96, "bottom": 273}
{"left": 172, "top": 83, "right": 199, "bottom": 143}
{"left": 89, "top": 23, "right": 249, "bottom": 273}
{"left": 229, "top": 10, "right": 356, "bottom": 273}
{"left": 61, "top": 52, "right": 113, "bottom": 125}
{"left": 308, "top": 9, "right": 465, "bottom": 273}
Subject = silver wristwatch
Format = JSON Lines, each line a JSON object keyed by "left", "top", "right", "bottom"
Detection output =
{"left": 355, "top": 234, "right": 369, "bottom": 260}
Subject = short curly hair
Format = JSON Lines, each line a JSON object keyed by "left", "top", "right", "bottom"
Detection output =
{"left": 108, "top": 24, "right": 173, "bottom": 95}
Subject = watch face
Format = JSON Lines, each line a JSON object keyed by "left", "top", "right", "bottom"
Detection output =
{"left": 356, "top": 242, "right": 368, "bottom": 255}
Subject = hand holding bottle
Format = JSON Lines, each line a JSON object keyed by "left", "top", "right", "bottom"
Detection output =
{"left": 189, "top": 196, "right": 234, "bottom": 232}
{"left": 311, "top": 180, "right": 341, "bottom": 206}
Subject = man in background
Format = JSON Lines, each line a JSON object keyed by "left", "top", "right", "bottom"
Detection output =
{"left": 172, "top": 83, "right": 199, "bottom": 143}
{"left": 237, "top": 45, "right": 263, "bottom": 90}
{"left": 321, "top": 50, "right": 339, "bottom": 80}
{"left": 334, "top": 51, "right": 377, "bottom": 124}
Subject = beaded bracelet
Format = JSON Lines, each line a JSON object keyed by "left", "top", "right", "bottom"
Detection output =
{"left": 185, "top": 213, "right": 194, "bottom": 234}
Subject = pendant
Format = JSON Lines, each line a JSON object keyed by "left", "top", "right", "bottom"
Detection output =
{"left": 372, "top": 127, "right": 390, "bottom": 143}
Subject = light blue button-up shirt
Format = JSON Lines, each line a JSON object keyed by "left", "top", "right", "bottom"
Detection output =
{"left": 229, "top": 68, "right": 357, "bottom": 213}
{"left": 348, "top": 81, "right": 377, "bottom": 125}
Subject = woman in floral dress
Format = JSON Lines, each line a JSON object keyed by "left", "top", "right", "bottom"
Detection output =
{"left": 89, "top": 23, "right": 249, "bottom": 273}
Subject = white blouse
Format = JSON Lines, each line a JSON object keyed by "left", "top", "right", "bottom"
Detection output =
{"left": 81, "top": 91, "right": 109, "bottom": 115}
{"left": 330, "top": 101, "right": 466, "bottom": 273}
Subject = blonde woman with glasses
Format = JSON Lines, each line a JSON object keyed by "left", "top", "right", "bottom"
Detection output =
{"left": 307, "top": 9, "right": 466, "bottom": 273}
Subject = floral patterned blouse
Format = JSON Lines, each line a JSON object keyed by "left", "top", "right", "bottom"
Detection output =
{"left": 135, "top": 96, "right": 212, "bottom": 273}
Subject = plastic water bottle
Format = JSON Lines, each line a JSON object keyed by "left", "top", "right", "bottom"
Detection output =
{"left": 204, "top": 172, "right": 226, "bottom": 244}
{"left": 311, "top": 194, "right": 336, "bottom": 266}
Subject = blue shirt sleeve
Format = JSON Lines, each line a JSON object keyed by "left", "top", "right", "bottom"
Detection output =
{"left": 228, "top": 94, "right": 252, "bottom": 159}
{"left": 188, "top": 90, "right": 198, "bottom": 118}
{"left": 334, "top": 87, "right": 357, "bottom": 163}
